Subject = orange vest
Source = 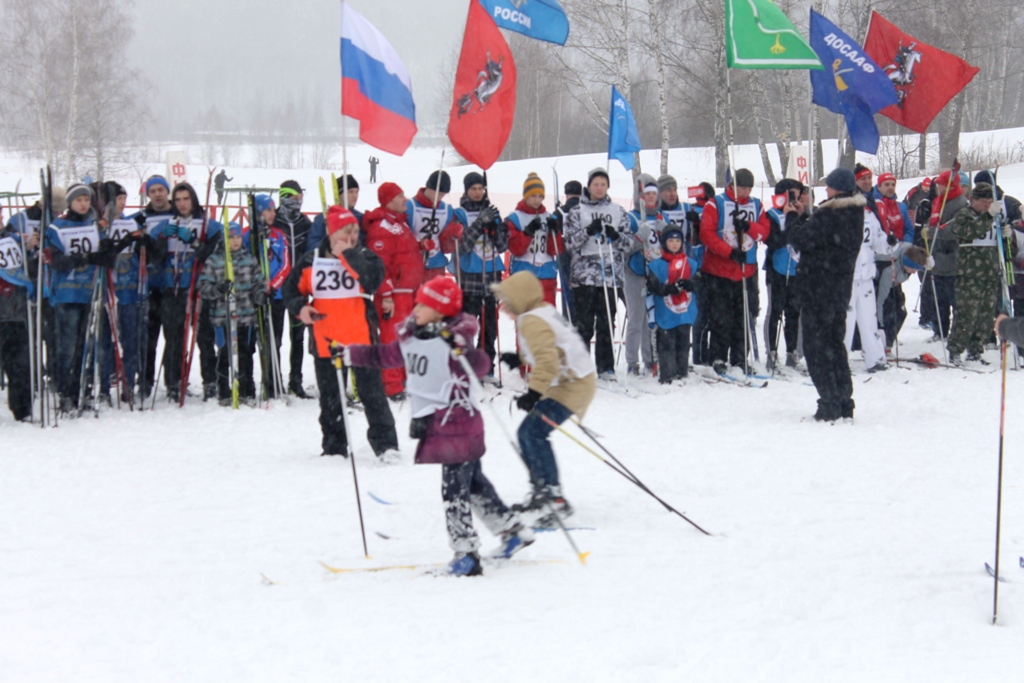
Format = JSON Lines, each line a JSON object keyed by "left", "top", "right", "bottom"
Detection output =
{"left": 297, "top": 251, "right": 372, "bottom": 357}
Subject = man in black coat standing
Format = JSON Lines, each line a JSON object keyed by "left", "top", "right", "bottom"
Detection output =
{"left": 788, "top": 168, "right": 866, "bottom": 422}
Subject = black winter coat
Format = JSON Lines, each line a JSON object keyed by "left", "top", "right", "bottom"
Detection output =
{"left": 787, "top": 193, "right": 866, "bottom": 307}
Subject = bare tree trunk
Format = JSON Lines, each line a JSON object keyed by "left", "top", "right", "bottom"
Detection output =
{"left": 813, "top": 106, "right": 823, "bottom": 185}
{"left": 647, "top": 0, "right": 670, "bottom": 175}
{"left": 63, "top": 1, "right": 81, "bottom": 185}
{"left": 918, "top": 132, "right": 927, "bottom": 173}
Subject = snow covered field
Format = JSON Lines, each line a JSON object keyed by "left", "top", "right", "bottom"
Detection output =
{"left": 3, "top": 141, "right": 1024, "bottom": 680}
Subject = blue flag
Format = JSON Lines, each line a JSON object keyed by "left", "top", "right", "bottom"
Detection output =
{"left": 608, "top": 86, "right": 641, "bottom": 171}
{"left": 808, "top": 9, "right": 898, "bottom": 155}
{"left": 477, "top": 0, "right": 569, "bottom": 46}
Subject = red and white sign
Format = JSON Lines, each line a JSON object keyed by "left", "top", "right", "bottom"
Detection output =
{"left": 166, "top": 152, "right": 189, "bottom": 189}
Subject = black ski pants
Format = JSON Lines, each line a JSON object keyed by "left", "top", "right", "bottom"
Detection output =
{"left": 573, "top": 284, "right": 617, "bottom": 374}
{"left": 801, "top": 276, "right": 854, "bottom": 416}
{"left": 765, "top": 274, "right": 801, "bottom": 354}
{"left": 54, "top": 303, "right": 90, "bottom": 401}
{"left": 288, "top": 310, "right": 307, "bottom": 387}
{"left": 442, "top": 459, "right": 515, "bottom": 554}
{"left": 656, "top": 324, "right": 690, "bottom": 383}
{"left": 313, "top": 357, "right": 398, "bottom": 456}
{"left": 462, "top": 293, "right": 498, "bottom": 364}
{"left": 704, "top": 273, "right": 746, "bottom": 368}
{"left": 0, "top": 320, "right": 32, "bottom": 420}
{"left": 215, "top": 324, "right": 257, "bottom": 400}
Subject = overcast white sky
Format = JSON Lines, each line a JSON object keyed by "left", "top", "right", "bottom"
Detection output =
{"left": 128, "top": 0, "right": 470, "bottom": 128}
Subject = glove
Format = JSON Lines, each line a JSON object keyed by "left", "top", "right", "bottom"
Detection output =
{"left": 115, "top": 232, "right": 137, "bottom": 253}
{"left": 500, "top": 352, "right": 522, "bottom": 370}
{"left": 216, "top": 281, "right": 233, "bottom": 294}
{"left": 586, "top": 217, "right": 604, "bottom": 236}
{"left": 420, "top": 238, "right": 436, "bottom": 252}
{"left": 887, "top": 232, "right": 898, "bottom": 246}
{"left": 438, "top": 327, "right": 463, "bottom": 352}
{"left": 604, "top": 224, "right": 620, "bottom": 241}
{"left": 194, "top": 239, "right": 217, "bottom": 265}
{"left": 1003, "top": 224, "right": 1013, "bottom": 239}
{"left": 162, "top": 223, "right": 178, "bottom": 238}
{"left": 733, "top": 216, "right": 750, "bottom": 234}
{"left": 546, "top": 215, "right": 561, "bottom": 234}
{"left": 329, "top": 342, "right": 346, "bottom": 360}
{"left": 176, "top": 225, "right": 195, "bottom": 244}
{"left": 515, "top": 388, "right": 542, "bottom": 412}
{"left": 409, "top": 415, "right": 431, "bottom": 440}
{"left": 914, "top": 200, "right": 932, "bottom": 226}
{"left": 677, "top": 278, "right": 694, "bottom": 292}
{"left": 730, "top": 247, "right": 745, "bottom": 264}
{"left": 925, "top": 255, "right": 935, "bottom": 270}
{"left": 266, "top": 286, "right": 278, "bottom": 300}
{"left": 523, "top": 216, "right": 542, "bottom": 237}
{"left": 664, "top": 280, "right": 683, "bottom": 296}
{"left": 686, "top": 210, "right": 701, "bottom": 225}
{"left": 477, "top": 206, "right": 496, "bottom": 226}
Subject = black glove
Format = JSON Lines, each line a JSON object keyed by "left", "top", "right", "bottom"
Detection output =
{"left": 887, "top": 232, "right": 898, "bottom": 246}
{"left": 515, "top": 388, "right": 542, "bottom": 412}
{"left": 546, "top": 215, "right": 561, "bottom": 235}
{"left": 410, "top": 415, "right": 431, "bottom": 440}
{"left": 914, "top": 199, "right": 932, "bottom": 226}
{"left": 266, "top": 286, "right": 278, "bottom": 300}
{"left": 194, "top": 239, "right": 217, "bottom": 265}
{"left": 686, "top": 210, "right": 701, "bottom": 225}
{"left": 664, "top": 280, "right": 684, "bottom": 296}
{"left": 586, "top": 217, "right": 604, "bottom": 236}
{"left": 438, "top": 327, "right": 461, "bottom": 351}
{"left": 500, "top": 352, "right": 522, "bottom": 370}
{"left": 730, "top": 248, "right": 745, "bottom": 264}
{"left": 678, "top": 278, "right": 694, "bottom": 292}
{"left": 604, "top": 224, "right": 620, "bottom": 241}
{"left": 523, "top": 216, "right": 542, "bottom": 237}
{"left": 329, "top": 342, "right": 346, "bottom": 360}
{"left": 473, "top": 206, "right": 496, "bottom": 229}
{"left": 733, "top": 216, "right": 750, "bottom": 234}
{"left": 216, "top": 281, "right": 233, "bottom": 295}
{"left": 115, "top": 232, "right": 137, "bottom": 253}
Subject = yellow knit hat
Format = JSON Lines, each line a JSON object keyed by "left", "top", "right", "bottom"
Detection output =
{"left": 523, "top": 172, "right": 545, "bottom": 200}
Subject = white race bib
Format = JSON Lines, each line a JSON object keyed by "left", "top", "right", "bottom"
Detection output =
{"left": 0, "top": 236, "right": 24, "bottom": 270}
{"left": 578, "top": 205, "right": 617, "bottom": 257}
{"left": 312, "top": 257, "right": 361, "bottom": 299}
{"left": 59, "top": 223, "right": 100, "bottom": 255}
{"left": 109, "top": 218, "right": 137, "bottom": 254}
{"left": 402, "top": 335, "right": 465, "bottom": 418}
{"left": 410, "top": 204, "right": 443, "bottom": 259}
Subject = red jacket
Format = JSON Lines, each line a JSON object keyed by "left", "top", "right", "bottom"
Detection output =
{"left": 364, "top": 206, "right": 423, "bottom": 293}
{"left": 699, "top": 187, "right": 770, "bottom": 281}
{"left": 506, "top": 200, "right": 564, "bottom": 257}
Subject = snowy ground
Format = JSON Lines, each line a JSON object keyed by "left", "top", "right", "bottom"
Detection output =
{"left": 2, "top": 272, "right": 1023, "bottom": 681}
{"left": 3, "top": 137, "right": 1024, "bottom": 679}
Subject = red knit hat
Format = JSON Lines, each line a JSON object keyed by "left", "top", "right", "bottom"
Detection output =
{"left": 326, "top": 205, "right": 358, "bottom": 235}
{"left": 378, "top": 182, "right": 403, "bottom": 207}
{"left": 877, "top": 172, "right": 896, "bottom": 186}
{"left": 415, "top": 276, "right": 463, "bottom": 318}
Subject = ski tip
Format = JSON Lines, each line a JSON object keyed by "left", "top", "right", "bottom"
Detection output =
{"left": 368, "top": 491, "right": 394, "bottom": 505}
{"left": 259, "top": 572, "right": 276, "bottom": 585}
{"left": 578, "top": 551, "right": 591, "bottom": 566}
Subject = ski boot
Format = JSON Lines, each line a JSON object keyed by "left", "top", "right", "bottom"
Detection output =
{"left": 490, "top": 522, "right": 535, "bottom": 559}
{"left": 447, "top": 551, "right": 483, "bottom": 577}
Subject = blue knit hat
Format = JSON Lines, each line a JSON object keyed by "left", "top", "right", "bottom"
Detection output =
{"left": 660, "top": 227, "right": 685, "bottom": 250}
{"left": 254, "top": 194, "right": 275, "bottom": 214}
{"left": 228, "top": 222, "right": 243, "bottom": 237}
{"left": 145, "top": 175, "right": 170, "bottom": 193}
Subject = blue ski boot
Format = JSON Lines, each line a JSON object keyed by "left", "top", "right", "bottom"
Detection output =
{"left": 447, "top": 551, "right": 483, "bottom": 577}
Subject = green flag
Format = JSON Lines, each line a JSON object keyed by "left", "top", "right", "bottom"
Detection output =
{"left": 725, "top": 0, "right": 823, "bottom": 69}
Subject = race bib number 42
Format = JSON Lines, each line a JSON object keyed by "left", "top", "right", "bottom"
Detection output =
{"left": 312, "top": 257, "right": 360, "bottom": 299}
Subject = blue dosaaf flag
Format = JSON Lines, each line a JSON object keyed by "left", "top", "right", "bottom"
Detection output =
{"left": 608, "top": 85, "right": 641, "bottom": 171}
{"left": 808, "top": 9, "right": 898, "bottom": 154}
{"left": 478, "top": 0, "right": 569, "bottom": 46}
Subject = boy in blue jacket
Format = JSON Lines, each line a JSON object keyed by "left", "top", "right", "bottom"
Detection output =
{"left": 645, "top": 228, "right": 699, "bottom": 384}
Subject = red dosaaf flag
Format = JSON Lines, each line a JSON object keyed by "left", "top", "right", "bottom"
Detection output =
{"left": 863, "top": 11, "right": 979, "bottom": 133}
{"left": 447, "top": 0, "right": 517, "bottom": 170}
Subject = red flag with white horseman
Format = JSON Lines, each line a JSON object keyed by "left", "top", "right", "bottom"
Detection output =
{"left": 447, "top": 0, "right": 517, "bottom": 170}
{"left": 863, "top": 11, "right": 979, "bottom": 134}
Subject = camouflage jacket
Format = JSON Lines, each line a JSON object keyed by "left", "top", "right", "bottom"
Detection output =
{"left": 951, "top": 205, "right": 1001, "bottom": 283}
{"left": 564, "top": 194, "right": 632, "bottom": 288}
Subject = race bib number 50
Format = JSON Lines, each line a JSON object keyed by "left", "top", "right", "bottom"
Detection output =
{"left": 312, "top": 257, "right": 360, "bottom": 299}
{"left": 60, "top": 224, "right": 100, "bottom": 255}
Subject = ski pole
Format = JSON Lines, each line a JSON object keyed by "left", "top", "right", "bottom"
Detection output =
{"left": 449, "top": 345, "right": 588, "bottom": 565}
{"left": 565, "top": 416, "right": 711, "bottom": 535}
{"left": 991, "top": 338, "right": 1008, "bottom": 624}
{"left": 330, "top": 342, "right": 370, "bottom": 560}
{"left": 597, "top": 238, "right": 617, "bottom": 379}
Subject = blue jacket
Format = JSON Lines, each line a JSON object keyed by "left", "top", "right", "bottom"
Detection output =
{"left": 766, "top": 208, "right": 799, "bottom": 277}
{"left": 450, "top": 203, "right": 506, "bottom": 275}
{"left": 151, "top": 215, "right": 224, "bottom": 291}
{"left": 46, "top": 211, "right": 104, "bottom": 305}
{"left": 645, "top": 255, "right": 699, "bottom": 330}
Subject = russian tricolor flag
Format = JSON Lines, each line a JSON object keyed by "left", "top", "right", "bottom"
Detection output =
{"left": 341, "top": 3, "right": 417, "bottom": 156}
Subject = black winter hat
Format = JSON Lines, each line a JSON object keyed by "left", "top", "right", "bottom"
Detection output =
{"left": 825, "top": 168, "right": 857, "bottom": 193}
{"left": 774, "top": 178, "right": 804, "bottom": 196}
{"left": 463, "top": 171, "right": 485, "bottom": 192}
{"left": 660, "top": 227, "right": 685, "bottom": 250}
{"left": 426, "top": 170, "right": 451, "bottom": 193}
{"left": 564, "top": 180, "right": 582, "bottom": 196}
{"left": 282, "top": 179, "right": 306, "bottom": 194}
{"left": 734, "top": 168, "right": 755, "bottom": 188}
{"left": 974, "top": 170, "right": 997, "bottom": 187}
{"left": 971, "top": 182, "right": 994, "bottom": 200}
{"left": 333, "top": 175, "right": 357, "bottom": 193}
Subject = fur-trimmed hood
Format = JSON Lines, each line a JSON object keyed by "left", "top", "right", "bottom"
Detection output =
{"left": 817, "top": 193, "right": 867, "bottom": 211}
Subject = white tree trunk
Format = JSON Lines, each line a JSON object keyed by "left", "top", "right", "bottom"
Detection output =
{"left": 647, "top": 0, "right": 670, "bottom": 175}
{"left": 63, "top": 1, "right": 80, "bottom": 185}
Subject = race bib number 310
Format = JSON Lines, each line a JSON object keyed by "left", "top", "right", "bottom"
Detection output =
{"left": 312, "top": 257, "right": 360, "bottom": 299}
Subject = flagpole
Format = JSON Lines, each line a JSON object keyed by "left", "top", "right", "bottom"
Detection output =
{"left": 808, "top": 94, "right": 815, "bottom": 215}
{"left": 340, "top": 1, "right": 349, "bottom": 209}
{"left": 726, "top": 68, "right": 737, "bottom": 186}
